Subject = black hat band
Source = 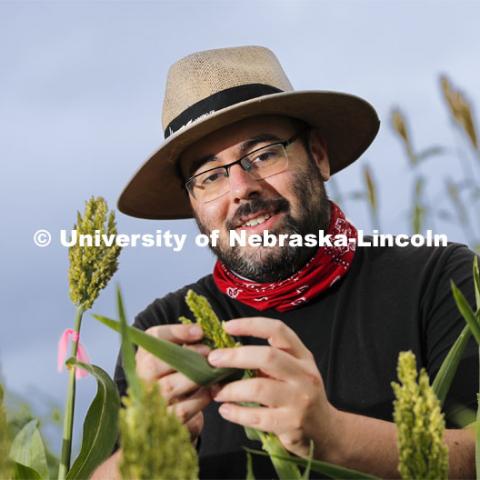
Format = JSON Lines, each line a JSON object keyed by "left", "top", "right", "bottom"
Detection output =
{"left": 164, "top": 83, "right": 283, "bottom": 138}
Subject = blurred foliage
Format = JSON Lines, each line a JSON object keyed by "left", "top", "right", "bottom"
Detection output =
{"left": 0, "top": 384, "right": 12, "bottom": 479}
{"left": 331, "top": 75, "right": 480, "bottom": 254}
{"left": 3, "top": 384, "right": 62, "bottom": 478}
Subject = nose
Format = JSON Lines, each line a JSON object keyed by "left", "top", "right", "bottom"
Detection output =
{"left": 227, "top": 163, "right": 261, "bottom": 201}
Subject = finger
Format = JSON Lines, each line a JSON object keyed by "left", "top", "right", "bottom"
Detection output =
{"left": 136, "top": 341, "right": 209, "bottom": 381}
{"left": 144, "top": 323, "right": 204, "bottom": 344}
{"left": 223, "top": 318, "right": 310, "bottom": 360}
{"left": 136, "top": 349, "right": 175, "bottom": 381}
{"left": 136, "top": 323, "right": 204, "bottom": 381}
{"left": 212, "top": 377, "right": 293, "bottom": 408}
{"left": 208, "top": 345, "right": 302, "bottom": 380}
{"left": 168, "top": 388, "right": 212, "bottom": 425}
{"left": 216, "top": 402, "right": 289, "bottom": 435}
{"left": 185, "top": 343, "right": 211, "bottom": 356}
{"left": 185, "top": 411, "right": 204, "bottom": 442}
{"left": 158, "top": 371, "right": 206, "bottom": 401}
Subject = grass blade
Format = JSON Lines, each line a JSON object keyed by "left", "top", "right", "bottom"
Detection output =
{"left": 301, "top": 440, "right": 314, "bottom": 480}
{"left": 475, "top": 347, "right": 480, "bottom": 480}
{"left": 245, "top": 426, "right": 261, "bottom": 441}
{"left": 93, "top": 314, "right": 242, "bottom": 386}
{"left": 449, "top": 405, "right": 476, "bottom": 428}
{"left": 245, "top": 451, "right": 256, "bottom": 480}
{"left": 9, "top": 420, "right": 48, "bottom": 480}
{"left": 116, "top": 286, "right": 142, "bottom": 399}
{"left": 65, "top": 360, "right": 120, "bottom": 480}
{"left": 473, "top": 256, "right": 480, "bottom": 312}
{"left": 12, "top": 462, "right": 42, "bottom": 480}
{"left": 243, "top": 447, "right": 380, "bottom": 480}
{"left": 432, "top": 325, "right": 472, "bottom": 405}
{"left": 451, "top": 281, "right": 480, "bottom": 345}
{"left": 476, "top": 387, "right": 480, "bottom": 480}
{"left": 257, "top": 431, "right": 301, "bottom": 479}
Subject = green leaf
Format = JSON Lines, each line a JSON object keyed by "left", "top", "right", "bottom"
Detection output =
{"left": 451, "top": 281, "right": 480, "bottom": 345}
{"left": 9, "top": 419, "right": 49, "bottom": 480}
{"left": 245, "top": 426, "right": 261, "bottom": 441}
{"left": 13, "top": 461, "right": 42, "bottom": 480}
{"left": 93, "top": 314, "right": 242, "bottom": 386}
{"left": 65, "top": 360, "right": 121, "bottom": 480}
{"left": 473, "top": 256, "right": 480, "bottom": 313}
{"left": 245, "top": 451, "right": 256, "bottom": 480}
{"left": 243, "top": 447, "right": 380, "bottom": 480}
{"left": 116, "top": 286, "right": 142, "bottom": 399}
{"left": 477, "top": 368, "right": 480, "bottom": 480}
{"left": 448, "top": 404, "right": 477, "bottom": 428}
{"left": 301, "top": 440, "right": 314, "bottom": 480}
{"left": 255, "top": 431, "right": 301, "bottom": 480}
{"left": 432, "top": 325, "right": 472, "bottom": 405}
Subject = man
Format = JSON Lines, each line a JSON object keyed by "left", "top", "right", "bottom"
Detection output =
{"left": 93, "top": 46, "right": 478, "bottom": 479}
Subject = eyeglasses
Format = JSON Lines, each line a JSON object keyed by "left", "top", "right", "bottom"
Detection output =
{"left": 185, "top": 129, "right": 307, "bottom": 203}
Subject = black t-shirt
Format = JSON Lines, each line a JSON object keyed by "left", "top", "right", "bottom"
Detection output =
{"left": 114, "top": 241, "right": 479, "bottom": 479}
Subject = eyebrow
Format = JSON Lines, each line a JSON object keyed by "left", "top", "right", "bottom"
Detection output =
{"left": 187, "top": 133, "right": 283, "bottom": 178}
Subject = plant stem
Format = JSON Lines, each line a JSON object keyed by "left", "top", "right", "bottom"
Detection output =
{"left": 476, "top": 347, "right": 480, "bottom": 480}
{"left": 258, "top": 431, "right": 302, "bottom": 479}
{"left": 241, "top": 370, "right": 302, "bottom": 478}
{"left": 58, "top": 306, "right": 84, "bottom": 480}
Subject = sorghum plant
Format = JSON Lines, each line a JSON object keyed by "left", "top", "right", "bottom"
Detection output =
{"left": 59, "top": 196, "right": 122, "bottom": 480}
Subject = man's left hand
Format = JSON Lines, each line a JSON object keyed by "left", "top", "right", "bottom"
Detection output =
{"left": 207, "top": 317, "right": 341, "bottom": 459}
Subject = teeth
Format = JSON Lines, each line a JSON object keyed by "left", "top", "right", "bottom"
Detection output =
{"left": 244, "top": 214, "right": 271, "bottom": 227}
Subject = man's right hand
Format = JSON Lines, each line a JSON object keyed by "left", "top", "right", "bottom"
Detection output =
{"left": 135, "top": 323, "right": 212, "bottom": 443}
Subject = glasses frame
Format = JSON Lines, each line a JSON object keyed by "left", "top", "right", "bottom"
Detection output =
{"left": 184, "top": 128, "right": 309, "bottom": 202}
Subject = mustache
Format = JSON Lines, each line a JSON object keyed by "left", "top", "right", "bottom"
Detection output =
{"left": 226, "top": 197, "right": 290, "bottom": 230}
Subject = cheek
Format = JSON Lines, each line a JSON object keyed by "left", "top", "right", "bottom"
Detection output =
{"left": 269, "top": 171, "right": 303, "bottom": 211}
{"left": 196, "top": 200, "right": 229, "bottom": 232}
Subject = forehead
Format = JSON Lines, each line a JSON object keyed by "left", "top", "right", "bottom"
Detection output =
{"left": 179, "top": 115, "right": 297, "bottom": 177}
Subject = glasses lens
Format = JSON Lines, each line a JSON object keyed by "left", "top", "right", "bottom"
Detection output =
{"left": 243, "top": 143, "right": 288, "bottom": 179}
{"left": 186, "top": 143, "right": 289, "bottom": 203}
{"left": 188, "top": 167, "right": 229, "bottom": 203}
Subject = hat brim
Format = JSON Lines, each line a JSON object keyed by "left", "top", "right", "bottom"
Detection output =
{"left": 118, "top": 90, "right": 380, "bottom": 219}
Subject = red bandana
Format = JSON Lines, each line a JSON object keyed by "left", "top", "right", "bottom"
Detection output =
{"left": 213, "top": 201, "right": 357, "bottom": 312}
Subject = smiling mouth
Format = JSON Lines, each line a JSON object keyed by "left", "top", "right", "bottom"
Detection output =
{"left": 241, "top": 213, "right": 272, "bottom": 228}
{"left": 227, "top": 197, "right": 290, "bottom": 231}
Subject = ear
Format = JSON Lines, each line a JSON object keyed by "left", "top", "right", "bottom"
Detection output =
{"left": 308, "top": 129, "right": 330, "bottom": 181}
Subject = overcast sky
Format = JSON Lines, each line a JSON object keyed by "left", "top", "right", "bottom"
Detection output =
{"left": 1, "top": 0, "right": 479, "bottom": 455}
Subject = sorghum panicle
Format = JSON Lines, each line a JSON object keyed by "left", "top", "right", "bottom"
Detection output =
{"left": 68, "top": 197, "right": 121, "bottom": 310}
{"left": 119, "top": 380, "right": 198, "bottom": 480}
{"left": 392, "top": 351, "right": 449, "bottom": 480}
{"left": 181, "top": 289, "right": 237, "bottom": 348}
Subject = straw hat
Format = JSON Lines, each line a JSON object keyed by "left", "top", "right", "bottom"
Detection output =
{"left": 118, "top": 45, "right": 380, "bottom": 219}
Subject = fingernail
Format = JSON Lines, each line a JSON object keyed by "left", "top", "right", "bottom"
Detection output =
{"left": 208, "top": 350, "right": 224, "bottom": 364}
{"left": 219, "top": 404, "right": 231, "bottom": 416}
{"left": 197, "top": 344, "right": 211, "bottom": 356}
{"left": 222, "top": 320, "right": 235, "bottom": 331}
{"left": 188, "top": 325, "right": 202, "bottom": 337}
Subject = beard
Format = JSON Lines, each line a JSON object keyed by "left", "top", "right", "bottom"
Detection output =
{"left": 193, "top": 158, "right": 331, "bottom": 282}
